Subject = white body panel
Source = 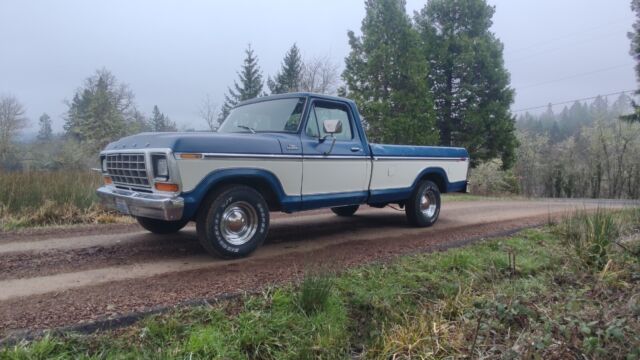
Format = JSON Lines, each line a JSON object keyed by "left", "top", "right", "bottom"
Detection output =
{"left": 177, "top": 158, "right": 302, "bottom": 195}
{"left": 301, "top": 158, "right": 370, "bottom": 195}
{"left": 369, "top": 158, "right": 469, "bottom": 190}
{"left": 177, "top": 155, "right": 468, "bottom": 196}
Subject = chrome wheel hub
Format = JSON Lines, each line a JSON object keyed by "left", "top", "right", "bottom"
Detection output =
{"left": 420, "top": 190, "right": 437, "bottom": 218}
{"left": 220, "top": 201, "right": 258, "bottom": 245}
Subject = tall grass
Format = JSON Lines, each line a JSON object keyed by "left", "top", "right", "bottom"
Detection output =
{"left": 0, "top": 170, "right": 101, "bottom": 213}
{"left": 295, "top": 270, "right": 334, "bottom": 315}
{"left": 557, "top": 209, "right": 620, "bottom": 270}
{"left": 0, "top": 170, "right": 127, "bottom": 229}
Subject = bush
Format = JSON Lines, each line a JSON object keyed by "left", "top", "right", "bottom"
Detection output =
{"left": 557, "top": 210, "right": 620, "bottom": 270}
{"left": 295, "top": 270, "right": 334, "bottom": 315}
{"left": 469, "top": 159, "right": 519, "bottom": 196}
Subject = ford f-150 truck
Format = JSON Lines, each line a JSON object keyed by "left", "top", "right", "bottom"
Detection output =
{"left": 97, "top": 93, "right": 469, "bottom": 258}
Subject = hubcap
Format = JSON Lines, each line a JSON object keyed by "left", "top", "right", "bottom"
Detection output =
{"left": 420, "top": 190, "right": 438, "bottom": 218}
{"left": 220, "top": 201, "right": 258, "bottom": 245}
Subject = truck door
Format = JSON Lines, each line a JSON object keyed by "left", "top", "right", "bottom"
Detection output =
{"left": 300, "top": 99, "right": 370, "bottom": 210}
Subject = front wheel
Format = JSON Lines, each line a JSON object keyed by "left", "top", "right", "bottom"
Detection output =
{"left": 331, "top": 205, "right": 360, "bottom": 217}
{"left": 196, "top": 185, "right": 269, "bottom": 259}
{"left": 136, "top": 217, "right": 190, "bottom": 234}
{"left": 405, "top": 180, "right": 441, "bottom": 227}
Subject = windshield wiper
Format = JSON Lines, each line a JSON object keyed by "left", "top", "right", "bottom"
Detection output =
{"left": 237, "top": 125, "right": 256, "bottom": 134}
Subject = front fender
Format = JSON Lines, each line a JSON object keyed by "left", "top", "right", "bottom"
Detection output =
{"left": 181, "top": 168, "right": 301, "bottom": 219}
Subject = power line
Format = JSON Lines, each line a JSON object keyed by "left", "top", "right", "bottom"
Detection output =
{"left": 508, "top": 30, "right": 623, "bottom": 64}
{"left": 512, "top": 89, "right": 636, "bottom": 113}
{"left": 515, "top": 63, "right": 633, "bottom": 90}
{"left": 505, "top": 18, "right": 629, "bottom": 55}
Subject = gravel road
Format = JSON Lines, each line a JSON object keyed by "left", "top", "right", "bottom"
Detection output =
{"left": 0, "top": 199, "right": 634, "bottom": 338}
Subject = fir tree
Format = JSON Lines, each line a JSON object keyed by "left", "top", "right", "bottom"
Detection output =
{"left": 343, "top": 0, "right": 437, "bottom": 145}
{"left": 37, "top": 113, "right": 53, "bottom": 141}
{"left": 268, "top": 43, "right": 303, "bottom": 94}
{"left": 622, "top": 0, "right": 640, "bottom": 122}
{"left": 416, "top": 0, "right": 517, "bottom": 168}
{"left": 219, "top": 45, "right": 264, "bottom": 121}
{"left": 64, "top": 69, "right": 134, "bottom": 150}
{"left": 149, "top": 105, "right": 177, "bottom": 132}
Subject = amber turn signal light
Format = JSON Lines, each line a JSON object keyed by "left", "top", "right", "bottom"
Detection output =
{"left": 155, "top": 183, "right": 179, "bottom": 192}
{"left": 178, "top": 153, "right": 203, "bottom": 159}
{"left": 103, "top": 176, "right": 113, "bottom": 185}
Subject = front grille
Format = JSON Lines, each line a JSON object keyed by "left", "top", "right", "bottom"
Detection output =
{"left": 106, "top": 153, "right": 150, "bottom": 188}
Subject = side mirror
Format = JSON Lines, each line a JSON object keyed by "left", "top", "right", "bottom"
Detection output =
{"left": 321, "top": 119, "right": 342, "bottom": 155}
{"left": 322, "top": 119, "right": 343, "bottom": 135}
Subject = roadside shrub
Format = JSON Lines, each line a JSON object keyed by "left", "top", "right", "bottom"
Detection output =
{"left": 557, "top": 210, "right": 619, "bottom": 270}
{"left": 469, "top": 159, "right": 519, "bottom": 196}
{"left": 295, "top": 270, "right": 334, "bottom": 315}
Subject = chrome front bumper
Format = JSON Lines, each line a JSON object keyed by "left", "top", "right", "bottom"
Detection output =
{"left": 96, "top": 186, "right": 184, "bottom": 221}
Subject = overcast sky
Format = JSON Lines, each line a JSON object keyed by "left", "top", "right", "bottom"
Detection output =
{"left": 0, "top": 0, "right": 635, "bottom": 132}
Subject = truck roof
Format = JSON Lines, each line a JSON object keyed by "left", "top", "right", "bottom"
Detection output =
{"left": 236, "top": 92, "right": 356, "bottom": 107}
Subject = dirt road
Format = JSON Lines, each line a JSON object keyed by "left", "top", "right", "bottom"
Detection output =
{"left": 0, "top": 199, "right": 634, "bottom": 338}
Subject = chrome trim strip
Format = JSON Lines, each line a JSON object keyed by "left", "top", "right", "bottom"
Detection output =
{"left": 182, "top": 152, "right": 464, "bottom": 161}
{"left": 373, "top": 156, "right": 466, "bottom": 161}
{"left": 201, "top": 153, "right": 301, "bottom": 159}
{"left": 188, "top": 153, "right": 369, "bottom": 160}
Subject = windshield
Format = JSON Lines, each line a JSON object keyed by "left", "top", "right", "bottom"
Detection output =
{"left": 218, "top": 98, "right": 306, "bottom": 133}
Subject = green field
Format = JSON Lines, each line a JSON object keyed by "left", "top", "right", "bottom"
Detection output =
{"left": 3, "top": 209, "right": 639, "bottom": 359}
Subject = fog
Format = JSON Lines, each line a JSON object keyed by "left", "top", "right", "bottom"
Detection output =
{"left": 0, "top": 0, "right": 635, "bottom": 131}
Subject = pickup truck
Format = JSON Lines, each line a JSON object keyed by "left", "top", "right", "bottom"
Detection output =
{"left": 97, "top": 93, "right": 469, "bottom": 258}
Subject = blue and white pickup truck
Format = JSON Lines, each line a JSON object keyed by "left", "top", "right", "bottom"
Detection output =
{"left": 97, "top": 93, "right": 469, "bottom": 258}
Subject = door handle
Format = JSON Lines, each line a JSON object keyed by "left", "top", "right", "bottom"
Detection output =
{"left": 350, "top": 147, "right": 361, "bottom": 152}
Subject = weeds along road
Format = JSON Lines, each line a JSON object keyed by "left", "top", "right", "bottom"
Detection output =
{"left": 0, "top": 199, "right": 635, "bottom": 338}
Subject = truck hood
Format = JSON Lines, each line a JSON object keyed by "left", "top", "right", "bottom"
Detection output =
{"left": 104, "top": 132, "right": 290, "bottom": 154}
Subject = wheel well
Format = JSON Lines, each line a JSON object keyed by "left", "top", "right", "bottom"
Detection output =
{"left": 213, "top": 177, "right": 281, "bottom": 211}
{"left": 421, "top": 173, "right": 446, "bottom": 193}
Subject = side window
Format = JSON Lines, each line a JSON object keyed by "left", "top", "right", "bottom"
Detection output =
{"left": 306, "top": 102, "right": 353, "bottom": 141}
{"left": 305, "top": 107, "right": 320, "bottom": 138}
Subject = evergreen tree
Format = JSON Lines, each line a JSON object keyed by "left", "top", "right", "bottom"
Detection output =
{"left": 149, "top": 105, "right": 177, "bottom": 132}
{"left": 128, "top": 108, "right": 152, "bottom": 134}
{"left": 64, "top": 69, "right": 134, "bottom": 150}
{"left": 268, "top": 43, "right": 303, "bottom": 94}
{"left": 416, "top": 0, "right": 517, "bottom": 168}
{"left": 343, "top": 0, "right": 437, "bottom": 145}
{"left": 622, "top": 0, "right": 640, "bottom": 122}
{"left": 37, "top": 113, "right": 53, "bottom": 141}
{"left": 219, "top": 45, "right": 264, "bottom": 121}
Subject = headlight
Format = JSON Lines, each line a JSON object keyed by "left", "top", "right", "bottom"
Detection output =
{"left": 154, "top": 157, "right": 169, "bottom": 178}
{"left": 101, "top": 158, "right": 107, "bottom": 173}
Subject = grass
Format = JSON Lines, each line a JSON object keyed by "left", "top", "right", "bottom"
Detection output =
{"left": 2, "top": 213, "right": 639, "bottom": 358}
{"left": 0, "top": 170, "right": 128, "bottom": 230}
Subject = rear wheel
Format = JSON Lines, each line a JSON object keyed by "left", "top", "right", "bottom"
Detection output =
{"left": 331, "top": 205, "right": 360, "bottom": 217}
{"left": 405, "top": 180, "right": 441, "bottom": 227}
{"left": 136, "top": 217, "right": 189, "bottom": 234}
{"left": 196, "top": 185, "right": 269, "bottom": 259}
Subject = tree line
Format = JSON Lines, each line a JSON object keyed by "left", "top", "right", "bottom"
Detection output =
{"left": 3, "top": 0, "right": 640, "bottom": 201}
{"left": 2, "top": 0, "right": 517, "bottom": 172}
{"left": 505, "top": 95, "right": 640, "bottom": 199}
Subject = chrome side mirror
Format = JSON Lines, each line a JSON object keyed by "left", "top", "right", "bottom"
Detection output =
{"left": 322, "top": 119, "right": 342, "bottom": 135}
{"left": 321, "top": 119, "right": 342, "bottom": 155}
